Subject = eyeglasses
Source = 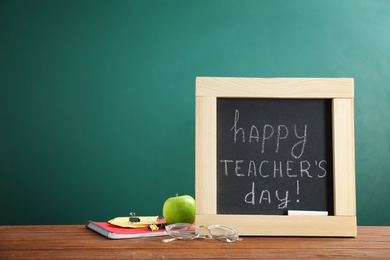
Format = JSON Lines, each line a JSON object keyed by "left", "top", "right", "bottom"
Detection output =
{"left": 162, "top": 223, "right": 240, "bottom": 243}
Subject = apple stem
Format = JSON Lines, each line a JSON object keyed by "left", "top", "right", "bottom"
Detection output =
{"left": 176, "top": 193, "right": 178, "bottom": 197}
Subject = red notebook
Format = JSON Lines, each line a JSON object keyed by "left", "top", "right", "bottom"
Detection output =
{"left": 86, "top": 220, "right": 167, "bottom": 239}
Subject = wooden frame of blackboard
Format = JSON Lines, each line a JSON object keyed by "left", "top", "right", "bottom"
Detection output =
{"left": 195, "top": 77, "right": 356, "bottom": 237}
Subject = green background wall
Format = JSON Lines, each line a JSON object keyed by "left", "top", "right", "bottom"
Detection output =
{"left": 1, "top": 0, "right": 389, "bottom": 226}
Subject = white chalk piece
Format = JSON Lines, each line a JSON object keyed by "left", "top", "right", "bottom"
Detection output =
{"left": 288, "top": 210, "right": 328, "bottom": 216}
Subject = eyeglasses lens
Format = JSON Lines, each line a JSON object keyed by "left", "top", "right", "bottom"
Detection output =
{"left": 168, "top": 225, "right": 197, "bottom": 240}
{"left": 209, "top": 226, "right": 238, "bottom": 242}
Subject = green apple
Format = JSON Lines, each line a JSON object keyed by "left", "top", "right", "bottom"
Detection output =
{"left": 163, "top": 194, "right": 196, "bottom": 225}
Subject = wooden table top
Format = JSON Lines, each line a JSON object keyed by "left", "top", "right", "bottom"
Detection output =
{"left": 0, "top": 225, "right": 389, "bottom": 259}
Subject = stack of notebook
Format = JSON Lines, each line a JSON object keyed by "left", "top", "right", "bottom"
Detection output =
{"left": 86, "top": 216, "right": 167, "bottom": 239}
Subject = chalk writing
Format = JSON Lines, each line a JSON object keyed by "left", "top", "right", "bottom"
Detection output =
{"left": 231, "top": 109, "right": 307, "bottom": 158}
{"left": 218, "top": 100, "right": 333, "bottom": 215}
{"left": 219, "top": 159, "right": 327, "bottom": 178}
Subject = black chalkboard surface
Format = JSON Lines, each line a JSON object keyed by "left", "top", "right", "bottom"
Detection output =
{"left": 217, "top": 98, "right": 334, "bottom": 215}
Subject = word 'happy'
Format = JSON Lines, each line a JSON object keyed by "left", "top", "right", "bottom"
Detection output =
{"left": 231, "top": 109, "right": 308, "bottom": 159}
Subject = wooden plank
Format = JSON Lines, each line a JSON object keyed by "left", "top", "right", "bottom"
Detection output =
{"left": 1, "top": 248, "right": 390, "bottom": 260}
{"left": 196, "top": 215, "right": 357, "bottom": 237}
{"left": 195, "top": 96, "right": 217, "bottom": 215}
{"left": 196, "top": 77, "right": 354, "bottom": 98}
{"left": 0, "top": 225, "right": 390, "bottom": 260}
{"left": 333, "top": 99, "right": 356, "bottom": 216}
{"left": 0, "top": 226, "right": 388, "bottom": 259}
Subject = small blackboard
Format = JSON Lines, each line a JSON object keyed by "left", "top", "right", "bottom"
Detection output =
{"left": 217, "top": 98, "right": 334, "bottom": 215}
{"left": 195, "top": 77, "right": 356, "bottom": 237}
